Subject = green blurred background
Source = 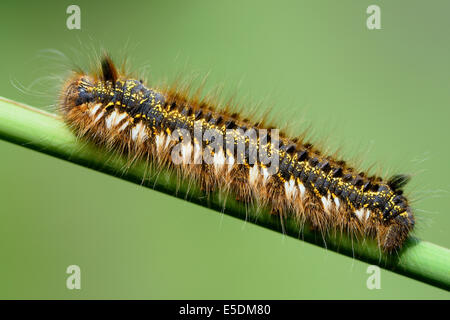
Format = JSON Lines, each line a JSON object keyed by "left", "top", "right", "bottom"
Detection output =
{"left": 0, "top": 0, "right": 449, "bottom": 299}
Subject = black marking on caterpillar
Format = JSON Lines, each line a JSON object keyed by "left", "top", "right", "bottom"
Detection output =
{"left": 59, "top": 55, "right": 415, "bottom": 253}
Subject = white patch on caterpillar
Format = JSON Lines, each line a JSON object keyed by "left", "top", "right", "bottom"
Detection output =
{"left": 155, "top": 132, "right": 166, "bottom": 151}
{"left": 214, "top": 148, "right": 226, "bottom": 173}
{"left": 355, "top": 208, "right": 369, "bottom": 222}
{"left": 105, "top": 110, "right": 118, "bottom": 129}
{"left": 333, "top": 196, "right": 340, "bottom": 209}
{"left": 249, "top": 164, "right": 260, "bottom": 187}
{"left": 89, "top": 103, "right": 102, "bottom": 117}
{"left": 298, "top": 182, "right": 306, "bottom": 199}
{"left": 226, "top": 154, "right": 235, "bottom": 173}
{"left": 93, "top": 111, "right": 104, "bottom": 124}
{"left": 284, "top": 179, "right": 297, "bottom": 201}
{"left": 105, "top": 111, "right": 128, "bottom": 129}
{"left": 165, "top": 135, "right": 172, "bottom": 149}
{"left": 321, "top": 195, "right": 333, "bottom": 214}
{"left": 118, "top": 121, "right": 129, "bottom": 132}
{"left": 181, "top": 143, "right": 193, "bottom": 164}
{"left": 193, "top": 140, "right": 202, "bottom": 164}
{"left": 114, "top": 112, "right": 128, "bottom": 126}
{"left": 131, "top": 122, "right": 147, "bottom": 142}
{"left": 261, "top": 167, "right": 270, "bottom": 185}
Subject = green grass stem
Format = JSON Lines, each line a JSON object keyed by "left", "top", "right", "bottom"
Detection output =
{"left": 0, "top": 96, "right": 449, "bottom": 291}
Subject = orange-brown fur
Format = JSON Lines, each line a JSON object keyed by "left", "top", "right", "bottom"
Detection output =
{"left": 59, "top": 57, "right": 415, "bottom": 253}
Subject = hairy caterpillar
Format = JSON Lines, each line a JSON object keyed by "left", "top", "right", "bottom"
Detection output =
{"left": 59, "top": 55, "right": 415, "bottom": 253}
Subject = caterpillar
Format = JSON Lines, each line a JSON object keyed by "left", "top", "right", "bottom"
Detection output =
{"left": 59, "top": 55, "right": 415, "bottom": 253}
